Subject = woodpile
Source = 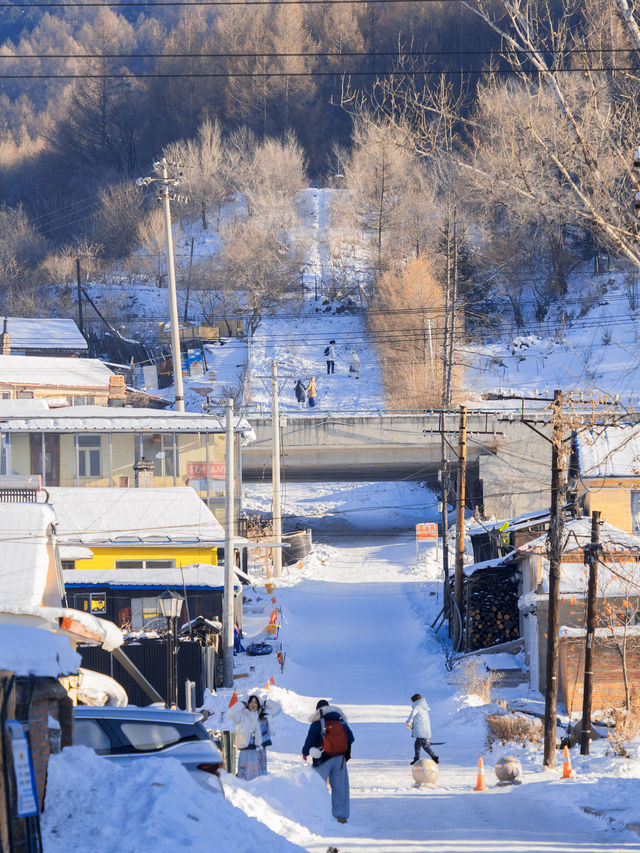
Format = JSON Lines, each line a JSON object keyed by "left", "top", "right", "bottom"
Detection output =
{"left": 463, "top": 567, "right": 520, "bottom": 651}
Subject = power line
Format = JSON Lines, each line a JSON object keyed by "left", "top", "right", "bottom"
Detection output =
{"left": 2, "top": 47, "right": 639, "bottom": 59}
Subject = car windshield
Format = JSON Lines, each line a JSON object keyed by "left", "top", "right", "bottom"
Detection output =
{"left": 114, "top": 720, "right": 204, "bottom": 753}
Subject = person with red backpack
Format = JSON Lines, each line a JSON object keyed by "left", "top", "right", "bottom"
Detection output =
{"left": 302, "top": 699, "right": 354, "bottom": 824}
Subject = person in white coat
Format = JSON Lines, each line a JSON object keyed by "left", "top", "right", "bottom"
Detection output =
{"left": 228, "top": 693, "right": 281, "bottom": 780}
{"left": 406, "top": 693, "right": 439, "bottom": 765}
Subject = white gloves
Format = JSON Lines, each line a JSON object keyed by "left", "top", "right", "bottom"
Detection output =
{"left": 309, "top": 747, "right": 323, "bottom": 759}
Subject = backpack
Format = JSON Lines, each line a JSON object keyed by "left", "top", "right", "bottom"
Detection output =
{"left": 324, "top": 346, "right": 330, "bottom": 356}
{"left": 321, "top": 715, "right": 348, "bottom": 756}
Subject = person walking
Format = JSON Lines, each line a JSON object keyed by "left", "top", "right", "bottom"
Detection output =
{"left": 307, "top": 376, "right": 317, "bottom": 408}
{"left": 406, "top": 693, "right": 439, "bottom": 765}
{"left": 348, "top": 351, "right": 360, "bottom": 379}
{"left": 228, "top": 693, "right": 281, "bottom": 780}
{"left": 302, "top": 699, "right": 354, "bottom": 824}
{"left": 294, "top": 379, "right": 307, "bottom": 409}
{"left": 324, "top": 340, "right": 336, "bottom": 375}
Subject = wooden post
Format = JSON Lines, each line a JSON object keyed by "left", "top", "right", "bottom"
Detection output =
{"left": 440, "top": 413, "right": 450, "bottom": 633}
{"left": 544, "top": 389, "right": 565, "bottom": 767}
{"left": 581, "top": 511, "right": 600, "bottom": 755}
{"left": 454, "top": 405, "right": 467, "bottom": 650}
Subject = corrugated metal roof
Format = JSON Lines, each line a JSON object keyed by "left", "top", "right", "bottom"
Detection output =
{"left": 0, "top": 404, "right": 255, "bottom": 437}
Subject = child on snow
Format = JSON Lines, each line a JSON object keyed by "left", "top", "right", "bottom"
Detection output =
{"left": 406, "top": 693, "right": 439, "bottom": 765}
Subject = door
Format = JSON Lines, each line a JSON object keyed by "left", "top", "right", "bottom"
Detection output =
{"left": 29, "top": 433, "right": 60, "bottom": 486}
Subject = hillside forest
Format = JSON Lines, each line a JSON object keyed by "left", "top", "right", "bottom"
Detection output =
{"left": 2, "top": 0, "right": 640, "bottom": 406}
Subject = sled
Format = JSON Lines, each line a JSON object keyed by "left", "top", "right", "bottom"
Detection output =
{"left": 245, "top": 642, "right": 273, "bottom": 656}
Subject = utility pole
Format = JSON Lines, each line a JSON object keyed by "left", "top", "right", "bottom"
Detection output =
{"left": 223, "top": 398, "right": 235, "bottom": 688}
{"left": 440, "top": 413, "right": 450, "bottom": 634}
{"left": 183, "top": 236, "right": 195, "bottom": 323}
{"left": 160, "top": 159, "right": 185, "bottom": 413}
{"left": 581, "top": 510, "right": 601, "bottom": 756}
{"left": 136, "top": 159, "right": 185, "bottom": 412}
{"left": 442, "top": 217, "right": 451, "bottom": 407}
{"left": 76, "top": 258, "right": 84, "bottom": 335}
{"left": 446, "top": 207, "right": 458, "bottom": 408}
{"left": 454, "top": 405, "right": 467, "bottom": 650}
{"left": 544, "top": 389, "right": 566, "bottom": 767}
{"left": 271, "top": 361, "right": 282, "bottom": 579}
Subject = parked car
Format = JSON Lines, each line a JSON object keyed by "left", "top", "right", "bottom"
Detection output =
{"left": 73, "top": 706, "right": 225, "bottom": 794}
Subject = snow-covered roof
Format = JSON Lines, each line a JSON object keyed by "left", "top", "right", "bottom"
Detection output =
{"left": 468, "top": 509, "right": 550, "bottom": 537}
{"left": 464, "top": 553, "right": 517, "bottom": 577}
{"left": 0, "top": 503, "right": 59, "bottom": 609}
{"left": 2, "top": 317, "right": 87, "bottom": 352}
{"left": 518, "top": 517, "right": 640, "bottom": 554}
{"left": 577, "top": 425, "right": 640, "bottom": 478}
{"left": 48, "top": 486, "right": 225, "bottom": 545}
{"left": 0, "top": 623, "right": 80, "bottom": 676}
{"left": 64, "top": 563, "right": 232, "bottom": 589}
{"left": 0, "top": 355, "right": 113, "bottom": 389}
{"left": 0, "top": 404, "right": 255, "bottom": 439}
{"left": 0, "top": 606, "right": 123, "bottom": 651}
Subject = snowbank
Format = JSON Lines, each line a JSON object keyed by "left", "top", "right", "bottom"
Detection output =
{"left": 42, "top": 747, "right": 305, "bottom": 853}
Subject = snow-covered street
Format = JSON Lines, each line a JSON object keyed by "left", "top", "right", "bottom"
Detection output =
{"left": 223, "top": 533, "right": 640, "bottom": 852}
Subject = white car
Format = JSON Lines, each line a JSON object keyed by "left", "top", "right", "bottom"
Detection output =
{"left": 73, "top": 706, "right": 225, "bottom": 795}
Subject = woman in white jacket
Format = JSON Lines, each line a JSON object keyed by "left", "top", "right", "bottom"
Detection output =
{"left": 228, "top": 694, "right": 281, "bottom": 780}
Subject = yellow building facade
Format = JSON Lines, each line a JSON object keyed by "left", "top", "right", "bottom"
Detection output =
{"left": 70, "top": 544, "right": 218, "bottom": 572}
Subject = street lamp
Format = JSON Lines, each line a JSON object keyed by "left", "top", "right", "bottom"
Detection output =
{"left": 157, "top": 589, "right": 184, "bottom": 708}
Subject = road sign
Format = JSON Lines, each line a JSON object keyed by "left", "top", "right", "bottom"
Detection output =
{"left": 6, "top": 721, "right": 39, "bottom": 817}
{"left": 416, "top": 523, "right": 438, "bottom": 541}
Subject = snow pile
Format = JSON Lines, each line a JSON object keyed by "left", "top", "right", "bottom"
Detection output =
{"left": 245, "top": 480, "right": 439, "bottom": 532}
{"left": 42, "top": 746, "right": 305, "bottom": 853}
{"left": 224, "top": 765, "right": 332, "bottom": 845}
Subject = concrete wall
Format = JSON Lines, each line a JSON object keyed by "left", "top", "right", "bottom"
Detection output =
{"left": 243, "top": 411, "right": 554, "bottom": 518}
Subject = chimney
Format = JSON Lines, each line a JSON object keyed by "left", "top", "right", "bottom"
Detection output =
{"left": 1, "top": 318, "right": 10, "bottom": 355}
{"left": 133, "top": 458, "right": 155, "bottom": 488}
{"left": 108, "top": 374, "right": 126, "bottom": 407}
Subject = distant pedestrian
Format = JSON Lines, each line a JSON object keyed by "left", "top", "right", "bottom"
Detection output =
{"left": 307, "top": 376, "right": 317, "bottom": 408}
{"left": 228, "top": 693, "right": 281, "bottom": 780}
{"left": 406, "top": 693, "right": 439, "bottom": 765}
{"left": 324, "top": 340, "right": 336, "bottom": 375}
{"left": 302, "top": 699, "right": 354, "bottom": 824}
{"left": 348, "top": 351, "right": 360, "bottom": 379}
{"left": 294, "top": 379, "right": 307, "bottom": 409}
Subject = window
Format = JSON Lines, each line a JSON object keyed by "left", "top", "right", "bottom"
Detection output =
{"left": 115, "top": 559, "right": 176, "bottom": 569}
{"left": 61, "top": 560, "right": 75, "bottom": 571}
{"left": 74, "top": 720, "right": 112, "bottom": 755}
{"left": 73, "top": 396, "right": 95, "bottom": 406}
{"left": 114, "top": 721, "right": 201, "bottom": 753}
{"left": 17, "top": 390, "right": 33, "bottom": 399}
{"left": 139, "top": 434, "right": 178, "bottom": 478}
{"left": 78, "top": 435, "right": 101, "bottom": 477}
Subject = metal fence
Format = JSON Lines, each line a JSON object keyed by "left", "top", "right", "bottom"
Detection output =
{"left": 78, "top": 639, "right": 217, "bottom": 708}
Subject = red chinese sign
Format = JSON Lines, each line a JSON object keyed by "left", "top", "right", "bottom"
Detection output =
{"left": 416, "top": 523, "right": 438, "bottom": 541}
{"left": 186, "top": 462, "right": 226, "bottom": 480}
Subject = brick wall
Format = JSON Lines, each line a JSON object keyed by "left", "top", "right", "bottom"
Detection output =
{"left": 559, "top": 635, "right": 640, "bottom": 714}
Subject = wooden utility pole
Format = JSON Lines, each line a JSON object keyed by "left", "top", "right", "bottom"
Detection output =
{"left": 76, "top": 258, "right": 84, "bottom": 335}
{"left": 442, "top": 219, "right": 451, "bottom": 407}
{"left": 544, "top": 389, "right": 566, "bottom": 767}
{"left": 454, "top": 405, "right": 467, "bottom": 650}
{"left": 440, "top": 416, "right": 450, "bottom": 622}
{"left": 581, "top": 510, "right": 601, "bottom": 755}
{"left": 222, "top": 398, "right": 235, "bottom": 688}
{"left": 271, "top": 361, "right": 282, "bottom": 579}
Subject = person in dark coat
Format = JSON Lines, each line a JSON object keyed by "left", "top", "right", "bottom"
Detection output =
{"left": 325, "top": 340, "right": 336, "bottom": 375}
{"left": 294, "top": 379, "right": 307, "bottom": 409}
{"left": 302, "top": 699, "right": 354, "bottom": 824}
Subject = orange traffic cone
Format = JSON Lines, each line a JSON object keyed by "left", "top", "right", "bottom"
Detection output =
{"left": 473, "top": 757, "right": 489, "bottom": 791}
{"left": 561, "top": 745, "right": 576, "bottom": 779}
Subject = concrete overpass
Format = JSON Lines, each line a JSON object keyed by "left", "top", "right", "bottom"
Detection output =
{"left": 242, "top": 409, "right": 554, "bottom": 518}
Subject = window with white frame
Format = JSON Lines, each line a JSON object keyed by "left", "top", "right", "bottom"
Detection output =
{"left": 115, "top": 559, "right": 176, "bottom": 569}
{"left": 78, "top": 435, "right": 102, "bottom": 477}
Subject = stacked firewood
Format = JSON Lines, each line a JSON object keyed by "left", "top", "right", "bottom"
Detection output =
{"left": 464, "top": 570, "right": 520, "bottom": 651}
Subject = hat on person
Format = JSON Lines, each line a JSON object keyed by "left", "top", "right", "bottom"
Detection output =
{"left": 329, "top": 340, "right": 336, "bottom": 344}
